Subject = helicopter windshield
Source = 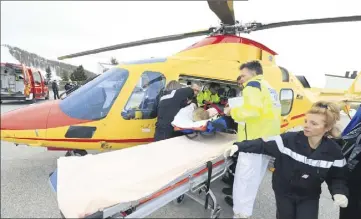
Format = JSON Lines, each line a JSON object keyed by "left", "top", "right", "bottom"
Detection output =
{"left": 59, "top": 68, "right": 129, "bottom": 121}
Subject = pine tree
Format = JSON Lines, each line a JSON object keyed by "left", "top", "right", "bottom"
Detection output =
{"left": 70, "top": 65, "right": 88, "bottom": 82}
{"left": 70, "top": 71, "right": 76, "bottom": 82}
{"left": 45, "top": 66, "right": 52, "bottom": 81}
{"left": 61, "top": 71, "right": 69, "bottom": 82}
{"left": 76, "top": 65, "right": 88, "bottom": 81}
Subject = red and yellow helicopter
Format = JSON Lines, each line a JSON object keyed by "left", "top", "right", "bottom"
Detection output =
{"left": 1, "top": 1, "right": 361, "bottom": 156}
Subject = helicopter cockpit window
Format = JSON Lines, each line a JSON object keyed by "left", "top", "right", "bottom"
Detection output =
{"left": 122, "top": 71, "right": 166, "bottom": 120}
{"left": 279, "top": 67, "right": 290, "bottom": 82}
{"left": 59, "top": 68, "right": 129, "bottom": 121}
{"left": 279, "top": 89, "right": 294, "bottom": 116}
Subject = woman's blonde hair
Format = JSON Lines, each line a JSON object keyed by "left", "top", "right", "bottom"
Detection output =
{"left": 165, "top": 80, "right": 182, "bottom": 91}
{"left": 192, "top": 108, "right": 210, "bottom": 121}
{"left": 307, "top": 101, "right": 341, "bottom": 138}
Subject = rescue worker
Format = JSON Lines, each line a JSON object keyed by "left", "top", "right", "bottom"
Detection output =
{"left": 52, "top": 80, "right": 60, "bottom": 100}
{"left": 221, "top": 75, "right": 246, "bottom": 196}
{"left": 165, "top": 80, "right": 183, "bottom": 92}
{"left": 223, "top": 60, "right": 282, "bottom": 218}
{"left": 196, "top": 82, "right": 220, "bottom": 106}
{"left": 64, "top": 82, "right": 72, "bottom": 95}
{"left": 225, "top": 101, "right": 349, "bottom": 219}
{"left": 154, "top": 81, "right": 201, "bottom": 141}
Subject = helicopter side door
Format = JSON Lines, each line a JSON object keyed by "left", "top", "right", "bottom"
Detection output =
{"left": 121, "top": 71, "right": 166, "bottom": 138}
{"left": 278, "top": 66, "right": 306, "bottom": 132}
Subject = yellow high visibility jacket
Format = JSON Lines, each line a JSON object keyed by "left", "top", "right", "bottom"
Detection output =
{"left": 197, "top": 89, "right": 220, "bottom": 106}
{"left": 230, "top": 75, "right": 281, "bottom": 141}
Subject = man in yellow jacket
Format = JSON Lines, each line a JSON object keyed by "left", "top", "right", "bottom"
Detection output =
{"left": 224, "top": 60, "right": 281, "bottom": 219}
{"left": 196, "top": 82, "right": 221, "bottom": 106}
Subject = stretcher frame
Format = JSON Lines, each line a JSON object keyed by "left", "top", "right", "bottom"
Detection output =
{"left": 49, "top": 154, "right": 234, "bottom": 219}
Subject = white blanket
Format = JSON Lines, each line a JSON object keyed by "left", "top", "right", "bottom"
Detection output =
{"left": 56, "top": 133, "right": 237, "bottom": 218}
{"left": 171, "top": 103, "right": 217, "bottom": 130}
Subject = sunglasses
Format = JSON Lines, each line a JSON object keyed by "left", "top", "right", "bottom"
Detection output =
{"left": 316, "top": 103, "right": 329, "bottom": 110}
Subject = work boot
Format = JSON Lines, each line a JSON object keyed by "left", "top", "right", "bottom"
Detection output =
{"left": 221, "top": 176, "right": 233, "bottom": 186}
{"left": 222, "top": 187, "right": 233, "bottom": 195}
{"left": 224, "top": 196, "right": 233, "bottom": 207}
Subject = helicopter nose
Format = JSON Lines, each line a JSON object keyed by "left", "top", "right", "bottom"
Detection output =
{"left": 1, "top": 100, "right": 91, "bottom": 132}
{"left": 0, "top": 101, "right": 55, "bottom": 131}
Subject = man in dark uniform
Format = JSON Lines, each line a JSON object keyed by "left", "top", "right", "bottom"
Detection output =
{"left": 52, "top": 80, "right": 60, "bottom": 100}
{"left": 340, "top": 151, "right": 361, "bottom": 219}
{"left": 339, "top": 109, "right": 361, "bottom": 219}
{"left": 154, "top": 83, "right": 201, "bottom": 141}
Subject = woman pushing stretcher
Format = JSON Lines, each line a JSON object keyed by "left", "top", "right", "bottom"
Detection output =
{"left": 224, "top": 101, "right": 349, "bottom": 219}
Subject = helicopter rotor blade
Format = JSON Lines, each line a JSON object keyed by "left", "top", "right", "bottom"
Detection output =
{"left": 207, "top": 0, "right": 235, "bottom": 25}
{"left": 58, "top": 29, "right": 212, "bottom": 60}
{"left": 253, "top": 15, "right": 361, "bottom": 31}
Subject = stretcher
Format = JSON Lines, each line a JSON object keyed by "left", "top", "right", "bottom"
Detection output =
{"left": 48, "top": 133, "right": 237, "bottom": 218}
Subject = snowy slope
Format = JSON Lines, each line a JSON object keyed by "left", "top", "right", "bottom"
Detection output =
{"left": 1, "top": 45, "right": 21, "bottom": 64}
{"left": 1, "top": 45, "right": 61, "bottom": 80}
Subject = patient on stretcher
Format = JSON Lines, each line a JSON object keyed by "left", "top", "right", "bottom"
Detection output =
{"left": 171, "top": 103, "right": 227, "bottom": 133}
{"left": 192, "top": 107, "right": 219, "bottom": 121}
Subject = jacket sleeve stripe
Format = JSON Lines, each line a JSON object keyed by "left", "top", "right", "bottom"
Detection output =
{"left": 332, "top": 159, "right": 347, "bottom": 167}
{"left": 160, "top": 90, "right": 176, "bottom": 101}
{"left": 265, "top": 135, "right": 341, "bottom": 169}
{"left": 263, "top": 135, "right": 284, "bottom": 151}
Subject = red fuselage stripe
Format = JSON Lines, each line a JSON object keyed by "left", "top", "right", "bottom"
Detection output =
{"left": 281, "top": 123, "right": 289, "bottom": 128}
{"left": 183, "top": 35, "right": 277, "bottom": 55}
{"left": 291, "top": 114, "right": 305, "bottom": 120}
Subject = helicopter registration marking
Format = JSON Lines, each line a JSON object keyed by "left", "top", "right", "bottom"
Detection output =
{"left": 142, "top": 128, "right": 151, "bottom": 133}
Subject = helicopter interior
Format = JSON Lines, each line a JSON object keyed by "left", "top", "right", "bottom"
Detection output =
{"left": 179, "top": 75, "right": 241, "bottom": 108}
{"left": 119, "top": 73, "right": 242, "bottom": 121}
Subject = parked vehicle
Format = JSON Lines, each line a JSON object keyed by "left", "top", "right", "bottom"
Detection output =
{"left": 0, "top": 62, "right": 49, "bottom": 103}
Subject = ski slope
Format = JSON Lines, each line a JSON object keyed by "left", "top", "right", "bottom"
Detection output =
{"left": 1, "top": 45, "right": 61, "bottom": 80}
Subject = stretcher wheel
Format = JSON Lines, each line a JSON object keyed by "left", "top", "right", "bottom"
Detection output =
{"left": 211, "top": 206, "right": 221, "bottom": 219}
{"left": 172, "top": 194, "right": 185, "bottom": 205}
{"left": 185, "top": 133, "right": 199, "bottom": 139}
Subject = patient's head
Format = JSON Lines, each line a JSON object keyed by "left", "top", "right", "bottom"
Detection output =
{"left": 192, "top": 108, "right": 210, "bottom": 121}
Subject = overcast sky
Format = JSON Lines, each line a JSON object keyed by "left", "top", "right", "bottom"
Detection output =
{"left": 1, "top": 0, "right": 361, "bottom": 87}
